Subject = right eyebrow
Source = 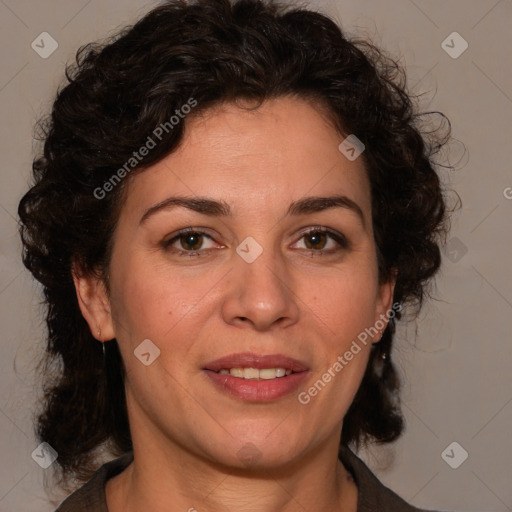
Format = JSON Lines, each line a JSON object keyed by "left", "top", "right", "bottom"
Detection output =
{"left": 139, "top": 196, "right": 231, "bottom": 225}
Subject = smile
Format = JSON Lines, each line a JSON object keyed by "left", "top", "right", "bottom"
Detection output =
{"left": 203, "top": 353, "right": 309, "bottom": 401}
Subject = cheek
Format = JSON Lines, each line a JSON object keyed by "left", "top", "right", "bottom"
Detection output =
{"left": 313, "top": 265, "right": 379, "bottom": 403}
{"left": 109, "top": 252, "right": 175, "bottom": 330}
{"left": 309, "top": 268, "right": 379, "bottom": 340}
{"left": 108, "top": 251, "right": 220, "bottom": 360}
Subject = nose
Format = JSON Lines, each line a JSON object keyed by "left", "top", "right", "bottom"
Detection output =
{"left": 221, "top": 246, "right": 300, "bottom": 332}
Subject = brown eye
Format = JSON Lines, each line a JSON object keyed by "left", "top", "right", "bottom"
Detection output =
{"left": 304, "top": 231, "right": 328, "bottom": 250}
{"left": 179, "top": 232, "right": 204, "bottom": 251}
{"left": 163, "top": 228, "right": 218, "bottom": 256}
{"left": 292, "top": 228, "right": 349, "bottom": 254}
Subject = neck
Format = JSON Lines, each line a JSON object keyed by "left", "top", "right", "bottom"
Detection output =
{"left": 106, "top": 435, "right": 358, "bottom": 512}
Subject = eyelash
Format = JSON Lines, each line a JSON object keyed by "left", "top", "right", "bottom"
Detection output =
{"left": 162, "top": 226, "right": 349, "bottom": 258}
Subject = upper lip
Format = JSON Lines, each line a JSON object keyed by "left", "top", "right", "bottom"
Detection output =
{"left": 203, "top": 352, "right": 309, "bottom": 372}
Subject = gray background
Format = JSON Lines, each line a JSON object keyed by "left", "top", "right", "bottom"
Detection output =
{"left": 0, "top": 0, "right": 511, "bottom": 511}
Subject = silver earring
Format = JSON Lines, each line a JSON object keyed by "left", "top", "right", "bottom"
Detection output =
{"left": 380, "top": 329, "right": 387, "bottom": 359}
{"left": 97, "top": 329, "right": 106, "bottom": 356}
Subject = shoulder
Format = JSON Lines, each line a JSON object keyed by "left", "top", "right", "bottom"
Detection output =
{"left": 54, "top": 452, "right": 133, "bottom": 512}
{"left": 339, "top": 445, "right": 446, "bottom": 512}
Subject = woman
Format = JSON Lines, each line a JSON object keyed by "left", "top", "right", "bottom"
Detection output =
{"left": 18, "top": 0, "right": 451, "bottom": 510}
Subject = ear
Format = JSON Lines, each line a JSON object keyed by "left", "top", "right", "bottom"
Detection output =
{"left": 372, "top": 270, "right": 397, "bottom": 343}
{"left": 72, "top": 265, "right": 115, "bottom": 342}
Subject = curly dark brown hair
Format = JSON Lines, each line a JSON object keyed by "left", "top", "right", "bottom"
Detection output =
{"left": 18, "top": 0, "right": 451, "bottom": 488}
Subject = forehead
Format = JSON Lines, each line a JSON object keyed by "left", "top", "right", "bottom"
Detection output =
{"left": 122, "top": 96, "right": 371, "bottom": 221}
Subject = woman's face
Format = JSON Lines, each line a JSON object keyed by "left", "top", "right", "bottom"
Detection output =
{"left": 86, "top": 96, "right": 394, "bottom": 469}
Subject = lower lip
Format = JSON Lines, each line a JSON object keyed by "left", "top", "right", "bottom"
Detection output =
{"left": 204, "top": 370, "right": 309, "bottom": 402}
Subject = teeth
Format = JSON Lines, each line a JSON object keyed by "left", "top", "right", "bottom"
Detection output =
{"left": 259, "top": 368, "right": 278, "bottom": 380}
{"left": 243, "top": 368, "right": 260, "bottom": 379}
{"left": 218, "top": 367, "right": 292, "bottom": 380}
{"left": 229, "top": 368, "right": 244, "bottom": 378}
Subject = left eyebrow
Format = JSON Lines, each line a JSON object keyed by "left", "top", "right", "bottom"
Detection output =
{"left": 139, "top": 194, "right": 366, "bottom": 228}
{"left": 287, "top": 195, "right": 366, "bottom": 228}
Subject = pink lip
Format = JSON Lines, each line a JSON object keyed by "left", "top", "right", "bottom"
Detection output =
{"left": 203, "top": 352, "right": 309, "bottom": 372}
{"left": 203, "top": 352, "right": 309, "bottom": 402}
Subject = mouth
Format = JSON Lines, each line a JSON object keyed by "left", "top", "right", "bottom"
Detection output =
{"left": 203, "top": 353, "right": 309, "bottom": 401}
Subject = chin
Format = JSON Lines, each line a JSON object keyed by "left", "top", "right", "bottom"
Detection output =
{"left": 200, "top": 425, "right": 307, "bottom": 471}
